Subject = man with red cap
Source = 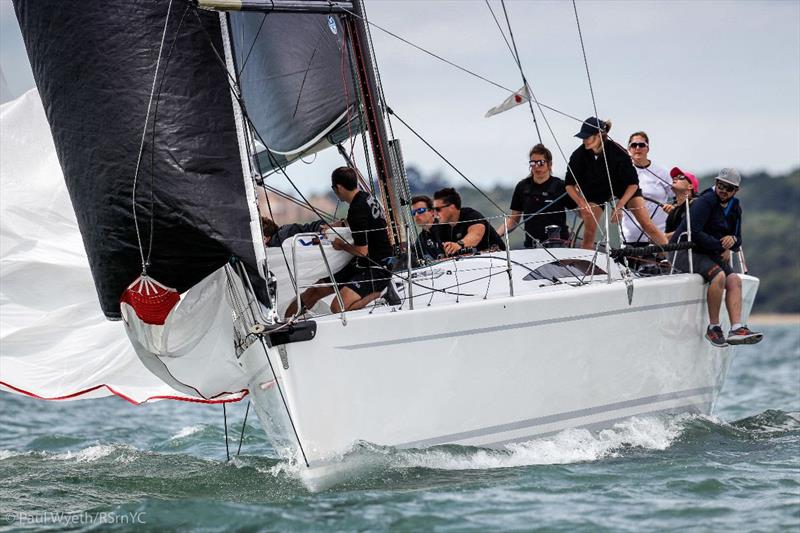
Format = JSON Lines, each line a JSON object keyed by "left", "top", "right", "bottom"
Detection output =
{"left": 669, "top": 168, "right": 762, "bottom": 347}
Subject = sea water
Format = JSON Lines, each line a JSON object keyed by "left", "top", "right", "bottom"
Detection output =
{"left": 1, "top": 324, "right": 798, "bottom": 532}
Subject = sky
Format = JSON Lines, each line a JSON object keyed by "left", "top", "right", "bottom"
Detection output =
{"left": 2, "top": 0, "right": 799, "bottom": 192}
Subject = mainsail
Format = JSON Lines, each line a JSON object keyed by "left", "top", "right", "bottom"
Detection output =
{"left": 228, "top": 11, "right": 360, "bottom": 164}
{"left": 14, "top": 0, "right": 259, "bottom": 320}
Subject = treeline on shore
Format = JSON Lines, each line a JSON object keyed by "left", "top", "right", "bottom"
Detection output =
{"left": 406, "top": 166, "right": 800, "bottom": 313}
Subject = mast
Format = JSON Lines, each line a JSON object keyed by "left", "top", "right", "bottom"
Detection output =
{"left": 343, "top": 0, "right": 406, "bottom": 247}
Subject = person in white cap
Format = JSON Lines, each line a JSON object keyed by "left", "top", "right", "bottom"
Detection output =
{"left": 670, "top": 168, "right": 762, "bottom": 347}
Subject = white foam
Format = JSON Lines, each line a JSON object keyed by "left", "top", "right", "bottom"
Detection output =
{"left": 171, "top": 425, "right": 204, "bottom": 440}
{"left": 0, "top": 449, "right": 24, "bottom": 460}
{"left": 48, "top": 444, "right": 118, "bottom": 463}
{"left": 395, "top": 415, "right": 686, "bottom": 471}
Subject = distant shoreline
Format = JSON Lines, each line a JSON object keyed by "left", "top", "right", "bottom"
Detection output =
{"left": 749, "top": 313, "right": 800, "bottom": 326}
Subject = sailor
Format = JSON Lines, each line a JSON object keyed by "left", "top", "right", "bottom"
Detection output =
{"left": 565, "top": 117, "right": 667, "bottom": 249}
{"left": 670, "top": 168, "right": 762, "bottom": 347}
{"left": 410, "top": 195, "right": 444, "bottom": 260}
{"left": 285, "top": 167, "right": 393, "bottom": 316}
{"left": 431, "top": 187, "right": 505, "bottom": 256}
{"left": 662, "top": 166, "right": 699, "bottom": 239}
{"left": 261, "top": 217, "right": 325, "bottom": 248}
{"left": 497, "top": 143, "right": 569, "bottom": 247}
{"left": 622, "top": 131, "right": 673, "bottom": 246}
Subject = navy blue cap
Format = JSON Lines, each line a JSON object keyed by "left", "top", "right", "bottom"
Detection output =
{"left": 575, "top": 116, "right": 606, "bottom": 139}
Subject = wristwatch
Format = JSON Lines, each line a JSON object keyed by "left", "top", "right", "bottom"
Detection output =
{"left": 457, "top": 240, "right": 465, "bottom": 249}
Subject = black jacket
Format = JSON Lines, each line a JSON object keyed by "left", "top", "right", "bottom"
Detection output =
{"left": 670, "top": 187, "right": 742, "bottom": 254}
{"left": 565, "top": 140, "right": 639, "bottom": 203}
{"left": 267, "top": 220, "right": 325, "bottom": 248}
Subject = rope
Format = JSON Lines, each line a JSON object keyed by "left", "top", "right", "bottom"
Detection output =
{"left": 571, "top": 0, "right": 616, "bottom": 244}
{"left": 131, "top": 0, "right": 175, "bottom": 273}
{"left": 498, "top": 0, "right": 542, "bottom": 143}
{"left": 236, "top": 401, "right": 250, "bottom": 456}
{"left": 223, "top": 403, "right": 230, "bottom": 461}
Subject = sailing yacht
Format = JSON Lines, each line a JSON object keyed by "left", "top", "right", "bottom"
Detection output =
{"left": 6, "top": 0, "right": 759, "bottom": 489}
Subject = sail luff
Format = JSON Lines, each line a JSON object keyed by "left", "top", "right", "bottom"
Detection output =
{"left": 219, "top": 11, "right": 268, "bottom": 281}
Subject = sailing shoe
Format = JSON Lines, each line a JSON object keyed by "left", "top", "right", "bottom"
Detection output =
{"left": 727, "top": 326, "right": 764, "bottom": 346}
{"left": 705, "top": 325, "right": 729, "bottom": 347}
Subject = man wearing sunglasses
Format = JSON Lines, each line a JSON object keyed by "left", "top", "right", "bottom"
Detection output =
{"left": 670, "top": 168, "right": 762, "bottom": 347}
{"left": 431, "top": 187, "right": 505, "bottom": 256}
{"left": 410, "top": 195, "right": 444, "bottom": 260}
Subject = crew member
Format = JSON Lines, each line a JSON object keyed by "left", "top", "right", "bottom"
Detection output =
{"left": 285, "top": 167, "right": 393, "bottom": 316}
{"left": 565, "top": 117, "right": 667, "bottom": 249}
{"left": 671, "top": 168, "right": 761, "bottom": 347}
{"left": 497, "top": 143, "right": 569, "bottom": 247}
{"left": 431, "top": 187, "right": 505, "bottom": 256}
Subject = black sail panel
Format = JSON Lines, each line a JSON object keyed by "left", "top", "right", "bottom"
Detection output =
{"left": 14, "top": 0, "right": 258, "bottom": 319}
{"left": 229, "top": 11, "right": 359, "bottom": 157}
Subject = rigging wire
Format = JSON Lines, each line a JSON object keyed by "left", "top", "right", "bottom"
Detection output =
{"left": 236, "top": 401, "right": 250, "bottom": 456}
{"left": 239, "top": 13, "right": 269, "bottom": 74}
{"left": 146, "top": 2, "right": 192, "bottom": 269}
{"left": 498, "top": 0, "right": 542, "bottom": 143}
{"left": 223, "top": 403, "right": 231, "bottom": 461}
{"left": 332, "top": 1, "right": 585, "bottom": 125}
{"left": 131, "top": 0, "right": 175, "bottom": 273}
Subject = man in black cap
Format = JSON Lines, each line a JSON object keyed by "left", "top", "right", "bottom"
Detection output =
{"left": 670, "top": 167, "right": 762, "bottom": 347}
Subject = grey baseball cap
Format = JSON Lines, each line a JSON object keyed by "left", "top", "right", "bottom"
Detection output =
{"left": 715, "top": 167, "right": 741, "bottom": 187}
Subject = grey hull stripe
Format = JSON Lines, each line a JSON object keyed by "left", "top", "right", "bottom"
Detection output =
{"left": 482, "top": 403, "right": 706, "bottom": 448}
{"left": 337, "top": 298, "right": 704, "bottom": 350}
{"left": 395, "top": 386, "right": 714, "bottom": 449}
{"left": 303, "top": 397, "right": 711, "bottom": 469}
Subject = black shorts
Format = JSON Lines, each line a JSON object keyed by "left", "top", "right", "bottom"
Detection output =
{"left": 584, "top": 187, "right": 643, "bottom": 205}
{"left": 326, "top": 260, "right": 391, "bottom": 298}
{"left": 673, "top": 250, "right": 734, "bottom": 282}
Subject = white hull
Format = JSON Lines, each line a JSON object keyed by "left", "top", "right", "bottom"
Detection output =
{"left": 238, "top": 250, "right": 759, "bottom": 487}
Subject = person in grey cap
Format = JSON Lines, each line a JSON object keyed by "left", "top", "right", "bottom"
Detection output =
{"left": 669, "top": 168, "right": 762, "bottom": 347}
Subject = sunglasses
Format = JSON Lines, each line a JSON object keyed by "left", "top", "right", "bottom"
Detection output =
{"left": 411, "top": 207, "right": 430, "bottom": 216}
{"left": 629, "top": 142, "right": 648, "bottom": 149}
{"left": 432, "top": 204, "right": 452, "bottom": 212}
{"left": 529, "top": 159, "right": 549, "bottom": 167}
{"left": 716, "top": 181, "right": 738, "bottom": 192}
{"left": 673, "top": 174, "right": 687, "bottom": 181}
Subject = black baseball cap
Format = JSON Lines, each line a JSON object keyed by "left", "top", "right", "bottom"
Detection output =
{"left": 575, "top": 116, "right": 606, "bottom": 139}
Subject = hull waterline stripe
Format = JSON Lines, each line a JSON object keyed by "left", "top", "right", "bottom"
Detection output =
{"left": 336, "top": 298, "right": 705, "bottom": 350}
{"left": 304, "top": 394, "right": 712, "bottom": 468}
{"left": 394, "top": 386, "right": 714, "bottom": 449}
{"left": 482, "top": 402, "right": 707, "bottom": 448}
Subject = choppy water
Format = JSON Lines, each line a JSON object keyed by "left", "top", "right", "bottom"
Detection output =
{"left": 1, "top": 324, "right": 798, "bottom": 532}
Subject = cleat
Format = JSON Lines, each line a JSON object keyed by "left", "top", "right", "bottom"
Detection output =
{"left": 705, "top": 325, "right": 729, "bottom": 347}
{"left": 727, "top": 326, "right": 763, "bottom": 346}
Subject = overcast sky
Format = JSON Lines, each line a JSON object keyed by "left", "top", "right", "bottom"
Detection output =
{"left": 2, "top": 0, "right": 799, "bottom": 191}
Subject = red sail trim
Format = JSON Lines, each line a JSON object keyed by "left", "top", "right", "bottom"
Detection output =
{"left": 0, "top": 380, "right": 248, "bottom": 406}
{"left": 120, "top": 275, "right": 180, "bottom": 325}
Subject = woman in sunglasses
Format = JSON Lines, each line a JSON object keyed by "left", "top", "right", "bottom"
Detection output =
{"left": 497, "top": 143, "right": 569, "bottom": 247}
{"left": 622, "top": 131, "right": 673, "bottom": 245}
{"left": 565, "top": 117, "right": 667, "bottom": 249}
{"left": 663, "top": 166, "right": 699, "bottom": 240}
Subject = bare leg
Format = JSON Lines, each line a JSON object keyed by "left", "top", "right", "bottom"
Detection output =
{"left": 579, "top": 203, "right": 604, "bottom": 250}
{"left": 707, "top": 271, "right": 725, "bottom": 324}
{"left": 284, "top": 284, "right": 334, "bottom": 318}
{"left": 725, "top": 273, "right": 742, "bottom": 325}
{"left": 628, "top": 196, "right": 667, "bottom": 245}
{"left": 330, "top": 287, "right": 382, "bottom": 313}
